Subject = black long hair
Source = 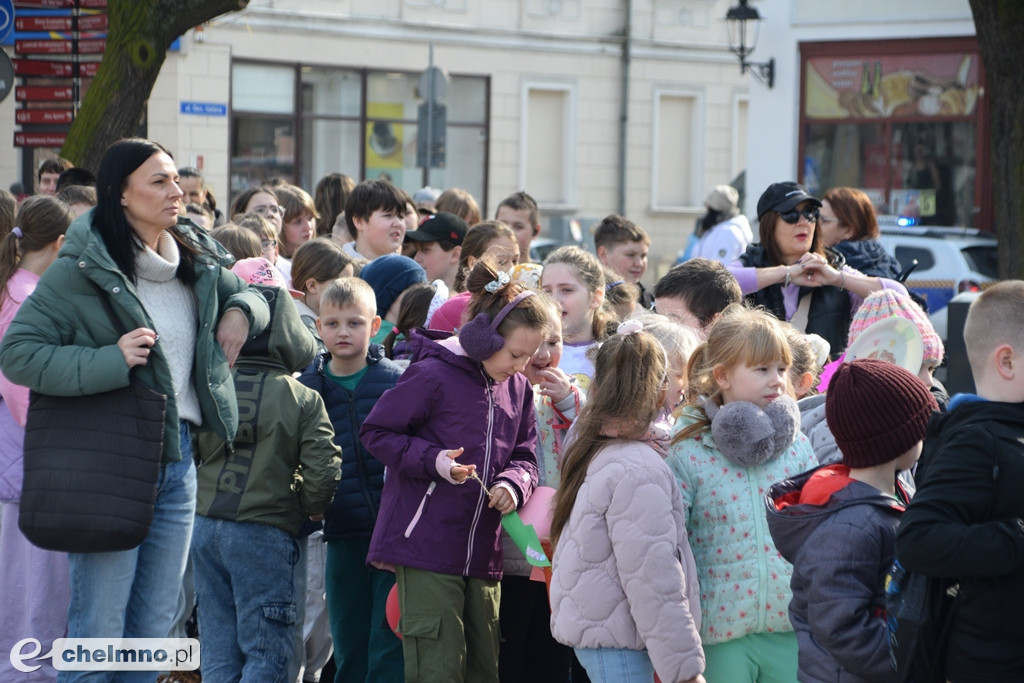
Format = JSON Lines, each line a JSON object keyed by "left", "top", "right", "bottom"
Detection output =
{"left": 93, "top": 138, "right": 200, "bottom": 285}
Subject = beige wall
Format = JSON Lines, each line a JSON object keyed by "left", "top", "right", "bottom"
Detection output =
{"left": 5, "top": 0, "right": 750, "bottom": 282}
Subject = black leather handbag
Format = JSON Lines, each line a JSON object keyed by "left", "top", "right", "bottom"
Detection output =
{"left": 18, "top": 284, "right": 167, "bottom": 553}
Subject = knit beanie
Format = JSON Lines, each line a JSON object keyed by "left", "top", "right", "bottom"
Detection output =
{"left": 848, "top": 289, "right": 944, "bottom": 367}
{"left": 826, "top": 358, "right": 937, "bottom": 468}
{"left": 359, "top": 253, "right": 426, "bottom": 317}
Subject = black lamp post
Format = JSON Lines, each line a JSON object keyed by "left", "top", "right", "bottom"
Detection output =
{"left": 726, "top": 0, "right": 775, "bottom": 88}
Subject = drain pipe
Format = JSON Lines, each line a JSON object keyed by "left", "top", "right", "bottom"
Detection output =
{"left": 617, "top": 0, "right": 632, "bottom": 215}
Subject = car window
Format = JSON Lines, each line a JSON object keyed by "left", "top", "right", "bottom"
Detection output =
{"left": 894, "top": 246, "right": 935, "bottom": 273}
{"left": 961, "top": 246, "right": 999, "bottom": 279}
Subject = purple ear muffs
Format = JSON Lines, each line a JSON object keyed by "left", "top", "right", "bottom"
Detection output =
{"left": 459, "top": 291, "right": 536, "bottom": 362}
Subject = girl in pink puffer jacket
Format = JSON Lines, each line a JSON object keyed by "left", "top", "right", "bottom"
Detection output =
{"left": 549, "top": 321, "right": 705, "bottom": 683}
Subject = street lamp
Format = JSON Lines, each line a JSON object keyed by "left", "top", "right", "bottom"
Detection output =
{"left": 725, "top": 0, "right": 775, "bottom": 89}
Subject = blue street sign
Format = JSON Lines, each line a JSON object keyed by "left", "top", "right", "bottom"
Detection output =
{"left": 0, "top": 0, "right": 15, "bottom": 45}
{"left": 180, "top": 101, "right": 227, "bottom": 116}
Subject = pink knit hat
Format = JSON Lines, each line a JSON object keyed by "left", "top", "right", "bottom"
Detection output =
{"left": 231, "top": 257, "right": 302, "bottom": 299}
{"left": 847, "top": 289, "right": 943, "bottom": 367}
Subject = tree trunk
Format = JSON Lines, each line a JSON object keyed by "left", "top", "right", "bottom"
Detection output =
{"left": 969, "top": 0, "right": 1024, "bottom": 279}
{"left": 61, "top": 0, "right": 250, "bottom": 171}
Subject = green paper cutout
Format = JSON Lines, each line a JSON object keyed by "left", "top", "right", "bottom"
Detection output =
{"left": 501, "top": 511, "right": 550, "bottom": 567}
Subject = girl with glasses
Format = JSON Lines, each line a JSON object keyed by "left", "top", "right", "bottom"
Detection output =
{"left": 728, "top": 182, "right": 907, "bottom": 358}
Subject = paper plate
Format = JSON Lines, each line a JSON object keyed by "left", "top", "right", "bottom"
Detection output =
{"left": 844, "top": 317, "right": 924, "bottom": 375}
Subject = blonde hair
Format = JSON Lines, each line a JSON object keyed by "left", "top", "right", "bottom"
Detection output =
{"left": 964, "top": 280, "right": 1024, "bottom": 377}
{"left": 602, "top": 265, "right": 638, "bottom": 321}
{"left": 783, "top": 325, "right": 822, "bottom": 398}
{"left": 550, "top": 329, "right": 668, "bottom": 550}
{"left": 543, "top": 245, "right": 616, "bottom": 341}
{"left": 435, "top": 187, "right": 480, "bottom": 226}
{"left": 234, "top": 212, "right": 278, "bottom": 242}
{"left": 320, "top": 276, "right": 377, "bottom": 316}
{"left": 210, "top": 224, "right": 261, "bottom": 260}
{"left": 631, "top": 312, "right": 701, "bottom": 378}
{"left": 673, "top": 304, "right": 792, "bottom": 442}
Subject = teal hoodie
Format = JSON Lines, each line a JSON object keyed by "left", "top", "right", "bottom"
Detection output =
{"left": 0, "top": 210, "right": 270, "bottom": 463}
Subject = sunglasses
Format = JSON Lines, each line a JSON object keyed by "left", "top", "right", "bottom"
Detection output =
{"left": 779, "top": 207, "right": 820, "bottom": 224}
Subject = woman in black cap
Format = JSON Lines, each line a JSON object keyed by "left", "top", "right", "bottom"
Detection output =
{"left": 728, "top": 181, "right": 907, "bottom": 356}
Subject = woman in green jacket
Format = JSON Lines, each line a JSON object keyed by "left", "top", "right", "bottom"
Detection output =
{"left": 0, "top": 138, "right": 269, "bottom": 678}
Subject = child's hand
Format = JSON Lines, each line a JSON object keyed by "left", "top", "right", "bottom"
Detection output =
{"left": 445, "top": 447, "right": 475, "bottom": 483}
{"left": 535, "top": 367, "right": 572, "bottom": 403}
{"left": 488, "top": 486, "right": 515, "bottom": 514}
{"left": 308, "top": 514, "right": 324, "bottom": 522}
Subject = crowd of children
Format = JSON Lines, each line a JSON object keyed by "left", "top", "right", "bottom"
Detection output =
{"left": 1, "top": 164, "right": 1022, "bottom": 683}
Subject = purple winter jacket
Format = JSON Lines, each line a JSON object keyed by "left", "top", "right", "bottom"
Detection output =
{"left": 362, "top": 329, "right": 539, "bottom": 580}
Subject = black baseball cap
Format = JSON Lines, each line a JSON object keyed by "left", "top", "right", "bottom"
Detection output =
{"left": 756, "top": 182, "right": 822, "bottom": 219}
{"left": 404, "top": 211, "right": 468, "bottom": 245}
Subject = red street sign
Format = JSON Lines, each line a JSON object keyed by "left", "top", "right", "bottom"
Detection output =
{"left": 14, "top": 0, "right": 106, "bottom": 7}
{"left": 15, "top": 39, "right": 105, "bottom": 55}
{"left": 16, "top": 15, "right": 108, "bottom": 31}
{"left": 15, "top": 85, "right": 73, "bottom": 101}
{"left": 16, "top": 108, "right": 74, "bottom": 124}
{"left": 14, "top": 131, "right": 68, "bottom": 147}
{"left": 13, "top": 59, "right": 100, "bottom": 77}
{"left": 16, "top": 40, "right": 73, "bottom": 54}
{"left": 79, "top": 39, "right": 105, "bottom": 54}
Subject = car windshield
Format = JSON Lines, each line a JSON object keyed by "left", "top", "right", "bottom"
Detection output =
{"left": 961, "top": 246, "right": 998, "bottom": 279}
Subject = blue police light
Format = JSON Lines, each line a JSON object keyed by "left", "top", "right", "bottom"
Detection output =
{"left": 896, "top": 216, "right": 917, "bottom": 227}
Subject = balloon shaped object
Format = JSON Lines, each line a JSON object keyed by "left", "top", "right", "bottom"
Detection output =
{"left": 386, "top": 583, "right": 402, "bottom": 639}
{"left": 518, "top": 485, "right": 556, "bottom": 542}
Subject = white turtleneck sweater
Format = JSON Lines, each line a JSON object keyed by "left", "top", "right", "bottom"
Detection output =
{"left": 134, "top": 230, "right": 201, "bottom": 425}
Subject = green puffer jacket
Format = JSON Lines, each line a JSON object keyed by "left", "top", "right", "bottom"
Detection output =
{"left": 195, "top": 285, "right": 341, "bottom": 535}
{"left": 0, "top": 211, "right": 270, "bottom": 464}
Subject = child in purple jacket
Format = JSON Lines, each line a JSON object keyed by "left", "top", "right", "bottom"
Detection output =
{"left": 360, "top": 255, "right": 548, "bottom": 682}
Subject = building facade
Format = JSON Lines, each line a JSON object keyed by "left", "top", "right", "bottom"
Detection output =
{"left": 744, "top": 0, "right": 986, "bottom": 228}
{"left": 2, "top": 0, "right": 752, "bottom": 279}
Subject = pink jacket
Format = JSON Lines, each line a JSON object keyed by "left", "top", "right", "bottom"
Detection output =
{"left": 550, "top": 440, "right": 704, "bottom": 683}
{"left": 0, "top": 268, "right": 38, "bottom": 502}
{"left": 0, "top": 268, "right": 38, "bottom": 426}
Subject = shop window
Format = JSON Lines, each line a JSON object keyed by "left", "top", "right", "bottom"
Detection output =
{"left": 230, "top": 61, "right": 489, "bottom": 208}
{"left": 233, "top": 64, "right": 294, "bottom": 115}
{"left": 800, "top": 40, "right": 986, "bottom": 228}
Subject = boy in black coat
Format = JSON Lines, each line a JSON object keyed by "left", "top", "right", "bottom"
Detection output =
{"left": 897, "top": 280, "right": 1024, "bottom": 683}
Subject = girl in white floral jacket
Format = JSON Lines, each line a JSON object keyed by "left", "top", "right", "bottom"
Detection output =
{"left": 666, "top": 305, "right": 817, "bottom": 683}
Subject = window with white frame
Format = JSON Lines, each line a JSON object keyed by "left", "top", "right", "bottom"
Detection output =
{"left": 651, "top": 88, "right": 703, "bottom": 210}
{"left": 520, "top": 82, "right": 577, "bottom": 208}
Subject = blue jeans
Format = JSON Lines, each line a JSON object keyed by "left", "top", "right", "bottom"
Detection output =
{"left": 574, "top": 647, "right": 654, "bottom": 683}
{"left": 191, "top": 516, "right": 301, "bottom": 683}
{"left": 59, "top": 423, "right": 196, "bottom": 683}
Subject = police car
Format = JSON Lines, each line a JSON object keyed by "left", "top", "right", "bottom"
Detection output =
{"left": 876, "top": 224, "right": 997, "bottom": 340}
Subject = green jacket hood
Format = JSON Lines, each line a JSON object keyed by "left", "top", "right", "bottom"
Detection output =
{"left": 237, "top": 285, "right": 318, "bottom": 373}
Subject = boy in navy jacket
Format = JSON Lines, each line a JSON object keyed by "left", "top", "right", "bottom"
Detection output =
{"left": 298, "top": 277, "right": 405, "bottom": 682}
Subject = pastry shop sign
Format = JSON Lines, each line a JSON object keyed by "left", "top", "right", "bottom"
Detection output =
{"left": 804, "top": 52, "right": 980, "bottom": 120}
